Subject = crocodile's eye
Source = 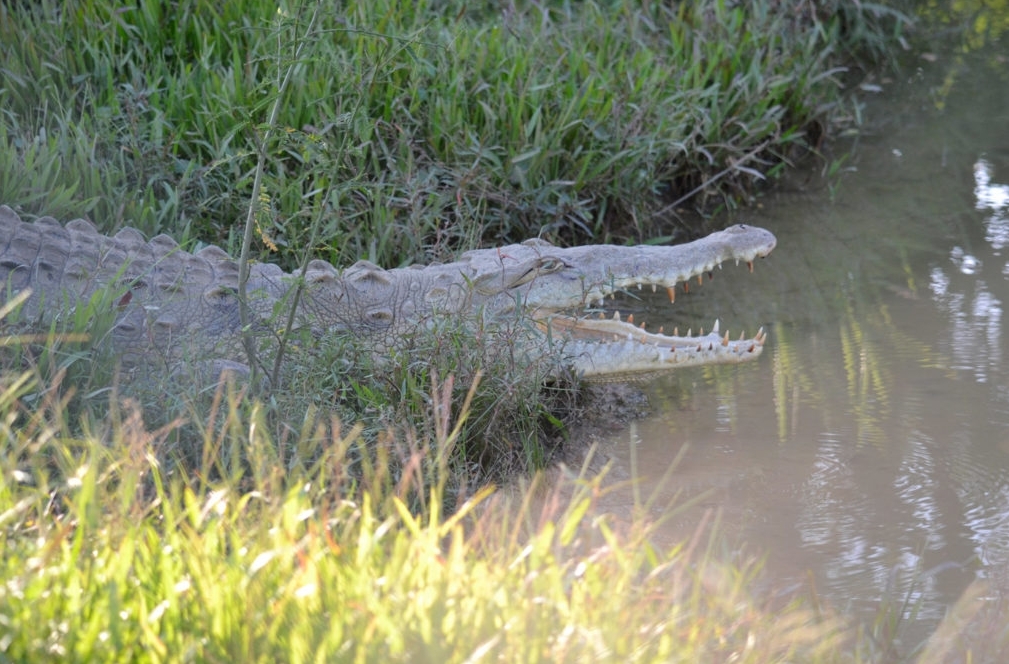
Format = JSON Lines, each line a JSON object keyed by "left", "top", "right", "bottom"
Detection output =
{"left": 508, "top": 257, "right": 570, "bottom": 289}
{"left": 536, "top": 258, "right": 567, "bottom": 274}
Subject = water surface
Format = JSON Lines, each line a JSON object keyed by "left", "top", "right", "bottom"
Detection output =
{"left": 595, "top": 56, "right": 1009, "bottom": 644}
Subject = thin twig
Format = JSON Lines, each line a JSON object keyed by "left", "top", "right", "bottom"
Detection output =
{"left": 237, "top": 2, "right": 322, "bottom": 390}
{"left": 651, "top": 140, "right": 770, "bottom": 219}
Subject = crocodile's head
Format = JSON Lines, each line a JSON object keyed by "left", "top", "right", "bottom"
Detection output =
{"left": 456, "top": 224, "right": 777, "bottom": 381}
{"left": 297, "top": 224, "right": 775, "bottom": 382}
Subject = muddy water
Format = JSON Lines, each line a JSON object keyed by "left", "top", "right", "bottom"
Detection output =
{"left": 595, "top": 58, "right": 1009, "bottom": 641}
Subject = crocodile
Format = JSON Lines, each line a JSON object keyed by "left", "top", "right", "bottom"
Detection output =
{"left": 0, "top": 205, "right": 775, "bottom": 385}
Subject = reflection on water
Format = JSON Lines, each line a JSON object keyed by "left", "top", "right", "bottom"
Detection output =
{"left": 929, "top": 250, "right": 1002, "bottom": 381}
{"left": 978, "top": 159, "right": 1009, "bottom": 250}
{"left": 931, "top": 159, "right": 1008, "bottom": 383}
{"left": 596, "top": 56, "right": 1009, "bottom": 646}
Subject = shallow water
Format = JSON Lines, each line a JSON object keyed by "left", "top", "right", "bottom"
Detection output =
{"left": 593, "top": 56, "right": 1009, "bottom": 644}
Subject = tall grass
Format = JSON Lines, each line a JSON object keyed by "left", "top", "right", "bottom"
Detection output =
{"left": 1, "top": 0, "right": 911, "bottom": 270}
{"left": 0, "top": 369, "right": 857, "bottom": 662}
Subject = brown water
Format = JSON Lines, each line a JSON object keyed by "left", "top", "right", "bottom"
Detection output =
{"left": 593, "top": 57, "right": 1009, "bottom": 643}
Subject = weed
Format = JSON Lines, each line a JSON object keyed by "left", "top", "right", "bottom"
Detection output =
{"left": 1, "top": 0, "right": 912, "bottom": 267}
{"left": 0, "top": 369, "right": 855, "bottom": 662}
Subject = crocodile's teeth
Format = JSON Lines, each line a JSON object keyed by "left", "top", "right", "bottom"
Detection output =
{"left": 722, "top": 331, "right": 730, "bottom": 346}
{"left": 697, "top": 274, "right": 703, "bottom": 286}
{"left": 699, "top": 327, "right": 704, "bottom": 336}
{"left": 683, "top": 282, "right": 689, "bottom": 294}
{"left": 712, "top": 319, "right": 720, "bottom": 333}
{"left": 747, "top": 260, "right": 754, "bottom": 272}
{"left": 612, "top": 311, "right": 621, "bottom": 322}
{"left": 666, "top": 285, "right": 675, "bottom": 303}
{"left": 652, "top": 284, "right": 657, "bottom": 293}
{"left": 687, "top": 328, "right": 692, "bottom": 337}
{"left": 627, "top": 313, "right": 634, "bottom": 324}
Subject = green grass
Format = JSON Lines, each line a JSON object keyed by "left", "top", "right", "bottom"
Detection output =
{"left": 0, "top": 372, "right": 853, "bottom": 663}
{"left": 1, "top": 0, "right": 911, "bottom": 270}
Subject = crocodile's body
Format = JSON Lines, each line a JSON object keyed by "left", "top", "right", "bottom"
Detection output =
{"left": 0, "top": 205, "right": 775, "bottom": 384}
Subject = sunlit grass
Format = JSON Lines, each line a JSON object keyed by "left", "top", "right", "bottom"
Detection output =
{"left": 0, "top": 369, "right": 854, "bottom": 662}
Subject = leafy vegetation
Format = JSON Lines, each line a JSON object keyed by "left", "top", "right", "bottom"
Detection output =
{"left": 0, "top": 371, "right": 848, "bottom": 662}
{"left": 1, "top": 0, "right": 912, "bottom": 270}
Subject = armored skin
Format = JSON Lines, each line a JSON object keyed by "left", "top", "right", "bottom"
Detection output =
{"left": 0, "top": 205, "right": 775, "bottom": 384}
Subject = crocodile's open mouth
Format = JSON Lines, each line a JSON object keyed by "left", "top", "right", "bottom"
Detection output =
{"left": 532, "top": 246, "right": 771, "bottom": 379}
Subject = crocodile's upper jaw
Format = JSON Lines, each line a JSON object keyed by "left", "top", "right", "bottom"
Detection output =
{"left": 494, "top": 224, "right": 776, "bottom": 380}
